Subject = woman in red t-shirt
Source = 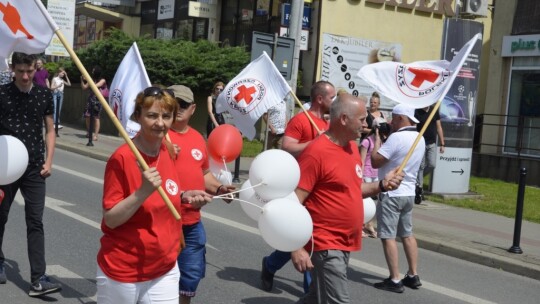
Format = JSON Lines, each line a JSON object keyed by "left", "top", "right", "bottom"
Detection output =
{"left": 96, "top": 87, "right": 212, "bottom": 304}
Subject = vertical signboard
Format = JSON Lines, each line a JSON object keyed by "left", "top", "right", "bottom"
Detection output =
{"left": 320, "top": 33, "right": 402, "bottom": 111}
{"left": 45, "top": 0, "right": 75, "bottom": 57}
{"left": 431, "top": 19, "right": 484, "bottom": 193}
{"left": 158, "top": 0, "right": 175, "bottom": 20}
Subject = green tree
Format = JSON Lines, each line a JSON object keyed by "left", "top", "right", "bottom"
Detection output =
{"left": 60, "top": 28, "right": 250, "bottom": 92}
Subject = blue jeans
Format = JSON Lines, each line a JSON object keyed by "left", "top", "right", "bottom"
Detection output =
{"left": 0, "top": 165, "right": 47, "bottom": 283}
{"left": 265, "top": 250, "right": 312, "bottom": 294}
{"left": 52, "top": 91, "right": 64, "bottom": 125}
{"left": 177, "top": 221, "right": 206, "bottom": 297}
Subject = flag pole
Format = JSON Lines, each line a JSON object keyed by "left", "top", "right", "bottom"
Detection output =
{"left": 397, "top": 99, "right": 442, "bottom": 175}
{"left": 290, "top": 92, "right": 322, "bottom": 134}
{"left": 34, "top": 0, "right": 180, "bottom": 220}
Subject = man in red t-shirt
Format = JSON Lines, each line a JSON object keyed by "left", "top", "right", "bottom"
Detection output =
{"left": 281, "top": 80, "right": 334, "bottom": 157}
{"left": 167, "top": 85, "right": 235, "bottom": 304}
{"left": 260, "top": 81, "right": 335, "bottom": 293}
{"left": 291, "top": 93, "right": 404, "bottom": 303}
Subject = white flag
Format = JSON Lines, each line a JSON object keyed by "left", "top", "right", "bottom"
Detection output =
{"left": 0, "top": 0, "right": 55, "bottom": 57}
{"left": 216, "top": 52, "right": 291, "bottom": 140}
{"left": 358, "top": 33, "right": 481, "bottom": 109}
{"left": 109, "top": 42, "right": 151, "bottom": 138}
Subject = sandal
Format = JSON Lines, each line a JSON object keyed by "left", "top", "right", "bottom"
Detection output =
{"left": 93, "top": 135, "right": 98, "bottom": 141}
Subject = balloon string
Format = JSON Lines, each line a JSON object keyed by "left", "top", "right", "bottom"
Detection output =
{"left": 226, "top": 197, "right": 264, "bottom": 210}
{"left": 221, "top": 157, "right": 232, "bottom": 185}
{"left": 213, "top": 181, "right": 264, "bottom": 199}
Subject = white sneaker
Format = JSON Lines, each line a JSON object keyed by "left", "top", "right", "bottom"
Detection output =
{"left": 57, "top": 124, "right": 63, "bottom": 129}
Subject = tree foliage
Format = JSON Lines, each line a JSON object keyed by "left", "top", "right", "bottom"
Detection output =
{"left": 58, "top": 28, "right": 250, "bottom": 92}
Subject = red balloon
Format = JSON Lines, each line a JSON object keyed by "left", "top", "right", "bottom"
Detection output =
{"left": 207, "top": 124, "right": 243, "bottom": 163}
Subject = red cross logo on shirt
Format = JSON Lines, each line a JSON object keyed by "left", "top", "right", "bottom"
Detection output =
{"left": 0, "top": 2, "right": 34, "bottom": 39}
{"left": 191, "top": 149, "right": 203, "bottom": 161}
{"left": 407, "top": 68, "right": 439, "bottom": 88}
{"left": 234, "top": 85, "right": 257, "bottom": 104}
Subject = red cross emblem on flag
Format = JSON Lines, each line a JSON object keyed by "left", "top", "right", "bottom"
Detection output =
{"left": 0, "top": 2, "right": 34, "bottom": 39}
{"left": 234, "top": 84, "right": 257, "bottom": 105}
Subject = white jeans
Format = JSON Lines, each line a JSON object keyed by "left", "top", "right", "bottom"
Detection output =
{"left": 97, "top": 263, "right": 180, "bottom": 304}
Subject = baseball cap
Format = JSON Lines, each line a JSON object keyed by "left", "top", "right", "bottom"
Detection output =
{"left": 392, "top": 104, "right": 419, "bottom": 123}
{"left": 167, "top": 85, "right": 194, "bottom": 103}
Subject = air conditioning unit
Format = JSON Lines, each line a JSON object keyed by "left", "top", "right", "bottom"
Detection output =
{"left": 461, "top": 0, "right": 489, "bottom": 17}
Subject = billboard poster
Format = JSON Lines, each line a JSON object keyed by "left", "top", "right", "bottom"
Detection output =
{"left": 432, "top": 19, "right": 484, "bottom": 194}
{"left": 45, "top": 0, "right": 75, "bottom": 57}
{"left": 320, "top": 33, "right": 402, "bottom": 113}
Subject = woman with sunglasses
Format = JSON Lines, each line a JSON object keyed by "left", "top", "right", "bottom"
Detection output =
{"left": 206, "top": 81, "right": 226, "bottom": 137}
{"left": 96, "top": 87, "right": 212, "bottom": 304}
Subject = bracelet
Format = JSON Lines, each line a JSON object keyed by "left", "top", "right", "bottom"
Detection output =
{"left": 215, "top": 185, "right": 224, "bottom": 195}
{"left": 379, "top": 180, "right": 387, "bottom": 193}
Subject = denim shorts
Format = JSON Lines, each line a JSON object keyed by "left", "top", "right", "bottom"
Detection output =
{"left": 376, "top": 193, "right": 414, "bottom": 239}
{"left": 177, "top": 221, "right": 206, "bottom": 297}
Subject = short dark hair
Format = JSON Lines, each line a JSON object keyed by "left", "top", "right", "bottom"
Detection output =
{"left": 11, "top": 52, "right": 37, "bottom": 67}
{"left": 310, "top": 80, "right": 334, "bottom": 100}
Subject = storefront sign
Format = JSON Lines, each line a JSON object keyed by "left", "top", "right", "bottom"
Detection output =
{"left": 157, "top": 0, "right": 175, "bottom": 20}
{"left": 320, "top": 33, "right": 402, "bottom": 111}
{"left": 188, "top": 1, "right": 217, "bottom": 19}
{"left": 281, "top": 3, "right": 311, "bottom": 29}
{"left": 46, "top": 0, "right": 75, "bottom": 57}
{"left": 502, "top": 34, "right": 540, "bottom": 57}
{"left": 364, "top": 0, "right": 455, "bottom": 17}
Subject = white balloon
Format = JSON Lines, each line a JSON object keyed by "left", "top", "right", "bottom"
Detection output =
{"left": 0, "top": 135, "right": 29, "bottom": 185}
{"left": 283, "top": 191, "right": 300, "bottom": 203}
{"left": 363, "top": 197, "right": 376, "bottom": 224}
{"left": 216, "top": 169, "right": 232, "bottom": 185}
{"left": 258, "top": 198, "right": 313, "bottom": 252}
{"left": 249, "top": 150, "right": 300, "bottom": 201}
{"left": 237, "top": 180, "right": 268, "bottom": 221}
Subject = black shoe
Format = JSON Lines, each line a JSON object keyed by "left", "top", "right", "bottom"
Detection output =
{"left": 28, "top": 274, "right": 61, "bottom": 297}
{"left": 260, "top": 257, "right": 274, "bottom": 292}
{"left": 374, "top": 278, "right": 404, "bottom": 293}
{"left": 0, "top": 263, "right": 6, "bottom": 284}
{"left": 402, "top": 274, "right": 422, "bottom": 289}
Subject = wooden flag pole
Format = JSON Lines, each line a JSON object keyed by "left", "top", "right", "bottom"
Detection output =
{"left": 34, "top": 0, "right": 180, "bottom": 220}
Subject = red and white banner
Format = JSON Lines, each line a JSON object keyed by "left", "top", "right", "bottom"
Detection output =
{"left": 109, "top": 42, "right": 151, "bottom": 138}
{"left": 216, "top": 52, "right": 291, "bottom": 140}
{"left": 0, "top": 0, "right": 55, "bottom": 57}
{"left": 358, "top": 33, "right": 481, "bottom": 109}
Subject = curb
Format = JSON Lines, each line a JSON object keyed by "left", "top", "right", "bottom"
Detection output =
{"left": 415, "top": 233, "right": 540, "bottom": 280}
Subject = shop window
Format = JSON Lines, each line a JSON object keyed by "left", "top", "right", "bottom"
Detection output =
{"left": 157, "top": 21, "right": 174, "bottom": 39}
{"left": 177, "top": 19, "right": 194, "bottom": 40}
{"left": 505, "top": 57, "right": 540, "bottom": 157}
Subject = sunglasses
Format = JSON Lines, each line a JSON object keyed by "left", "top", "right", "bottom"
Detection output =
{"left": 215, "top": 87, "right": 223, "bottom": 92}
{"left": 143, "top": 86, "right": 175, "bottom": 98}
{"left": 177, "top": 98, "right": 192, "bottom": 109}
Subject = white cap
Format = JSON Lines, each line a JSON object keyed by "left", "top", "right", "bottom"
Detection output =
{"left": 392, "top": 104, "right": 419, "bottom": 123}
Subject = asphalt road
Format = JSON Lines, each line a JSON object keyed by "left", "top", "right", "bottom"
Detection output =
{"left": 1, "top": 149, "right": 539, "bottom": 304}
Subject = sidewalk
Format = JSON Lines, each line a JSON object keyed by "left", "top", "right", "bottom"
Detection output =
{"left": 54, "top": 124, "right": 540, "bottom": 281}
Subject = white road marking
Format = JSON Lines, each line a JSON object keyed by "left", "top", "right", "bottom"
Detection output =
{"left": 47, "top": 265, "right": 97, "bottom": 302}
{"left": 55, "top": 165, "right": 104, "bottom": 184}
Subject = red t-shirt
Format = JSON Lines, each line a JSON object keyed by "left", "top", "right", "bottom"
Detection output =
{"left": 168, "top": 128, "right": 209, "bottom": 225}
{"left": 297, "top": 135, "right": 364, "bottom": 252}
{"left": 97, "top": 143, "right": 182, "bottom": 283}
{"left": 284, "top": 111, "right": 329, "bottom": 143}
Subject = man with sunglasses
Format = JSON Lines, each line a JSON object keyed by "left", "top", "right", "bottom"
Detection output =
{"left": 167, "top": 85, "right": 235, "bottom": 304}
